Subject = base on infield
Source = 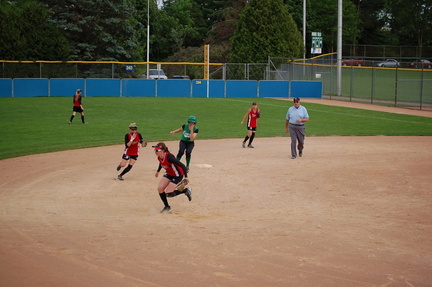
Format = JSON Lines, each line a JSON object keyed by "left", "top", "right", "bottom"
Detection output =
{"left": 194, "top": 163, "right": 213, "bottom": 168}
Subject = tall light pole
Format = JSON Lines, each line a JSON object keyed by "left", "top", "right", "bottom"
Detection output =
{"left": 146, "top": 0, "right": 150, "bottom": 79}
{"left": 337, "top": 0, "right": 342, "bottom": 96}
{"left": 303, "top": 0, "right": 306, "bottom": 59}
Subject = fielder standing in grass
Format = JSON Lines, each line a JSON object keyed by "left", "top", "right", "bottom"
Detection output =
{"left": 153, "top": 142, "right": 192, "bottom": 213}
{"left": 69, "top": 89, "right": 87, "bottom": 124}
{"left": 241, "top": 102, "right": 261, "bottom": 148}
{"left": 285, "top": 97, "right": 309, "bottom": 159}
{"left": 116, "top": 123, "right": 147, "bottom": 180}
{"left": 170, "top": 115, "right": 199, "bottom": 170}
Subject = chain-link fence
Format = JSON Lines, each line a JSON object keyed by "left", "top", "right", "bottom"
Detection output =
{"left": 343, "top": 44, "right": 432, "bottom": 61}
{"left": 2, "top": 53, "right": 432, "bottom": 109}
{"left": 0, "top": 61, "right": 132, "bottom": 79}
{"left": 268, "top": 54, "right": 432, "bottom": 110}
{"left": 0, "top": 61, "right": 272, "bottom": 81}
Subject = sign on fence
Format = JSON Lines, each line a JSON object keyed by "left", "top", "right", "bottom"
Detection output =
{"left": 311, "top": 32, "right": 322, "bottom": 54}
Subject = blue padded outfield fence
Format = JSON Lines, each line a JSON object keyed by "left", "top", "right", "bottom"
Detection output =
{"left": 0, "top": 78, "right": 322, "bottom": 99}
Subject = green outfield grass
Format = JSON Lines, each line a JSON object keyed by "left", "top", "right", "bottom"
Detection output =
{"left": 1, "top": 97, "right": 432, "bottom": 160}
{"left": 340, "top": 67, "right": 432, "bottom": 103}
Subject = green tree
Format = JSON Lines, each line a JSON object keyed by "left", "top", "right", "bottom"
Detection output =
{"left": 41, "top": 0, "right": 138, "bottom": 61}
{"left": 284, "top": 0, "right": 308, "bottom": 34}
{"left": 0, "top": 2, "right": 24, "bottom": 60}
{"left": 164, "top": 0, "right": 203, "bottom": 47}
{"left": 386, "top": 0, "right": 432, "bottom": 54}
{"left": 207, "top": 0, "right": 246, "bottom": 45}
{"left": 128, "top": 0, "right": 175, "bottom": 62}
{"left": 230, "top": 0, "right": 303, "bottom": 63}
{"left": 306, "top": 0, "right": 360, "bottom": 53}
{"left": 149, "top": 8, "right": 181, "bottom": 60}
{"left": 128, "top": 0, "right": 149, "bottom": 61}
{"left": 352, "top": 0, "right": 388, "bottom": 45}
{"left": 0, "top": 1, "right": 70, "bottom": 60}
{"left": 284, "top": 0, "right": 361, "bottom": 55}
{"left": 164, "top": 0, "right": 245, "bottom": 76}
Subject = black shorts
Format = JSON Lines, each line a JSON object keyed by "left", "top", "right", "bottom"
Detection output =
{"left": 73, "top": 106, "right": 83, "bottom": 113}
{"left": 163, "top": 174, "right": 183, "bottom": 184}
{"left": 122, "top": 154, "right": 138, "bottom": 160}
{"left": 247, "top": 126, "right": 257, "bottom": 131}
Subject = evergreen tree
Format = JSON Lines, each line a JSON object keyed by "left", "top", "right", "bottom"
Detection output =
{"left": 0, "top": 1, "right": 70, "bottom": 60}
{"left": 208, "top": 0, "right": 246, "bottom": 45}
{"left": 230, "top": 0, "right": 303, "bottom": 63}
{"left": 149, "top": 7, "right": 181, "bottom": 60}
{"left": 164, "top": 0, "right": 204, "bottom": 48}
{"left": 128, "top": 0, "right": 149, "bottom": 61}
{"left": 41, "top": 0, "right": 138, "bottom": 61}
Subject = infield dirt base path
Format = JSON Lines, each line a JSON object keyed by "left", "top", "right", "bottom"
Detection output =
{"left": 1, "top": 100, "right": 431, "bottom": 286}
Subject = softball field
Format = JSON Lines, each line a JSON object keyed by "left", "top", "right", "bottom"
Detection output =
{"left": 1, "top": 100, "right": 431, "bottom": 286}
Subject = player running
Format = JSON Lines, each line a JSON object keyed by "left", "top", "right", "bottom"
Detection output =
{"left": 153, "top": 142, "right": 192, "bottom": 213}
{"left": 170, "top": 115, "right": 199, "bottom": 170}
{"left": 116, "top": 123, "right": 147, "bottom": 180}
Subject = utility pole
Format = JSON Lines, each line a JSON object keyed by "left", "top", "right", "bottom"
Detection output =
{"left": 303, "top": 0, "right": 306, "bottom": 59}
{"left": 146, "top": 0, "right": 150, "bottom": 79}
{"left": 337, "top": 0, "right": 342, "bottom": 96}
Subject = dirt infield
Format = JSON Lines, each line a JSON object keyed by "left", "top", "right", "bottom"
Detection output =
{"left": 1, "top": 100, "right": 432, "bottom": 286}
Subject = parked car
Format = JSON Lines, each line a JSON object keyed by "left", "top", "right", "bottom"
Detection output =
{"left": 409, "top": 59, "right": 432, "bottom": 69}
{"left": 172, "top": 75, "right": 190, "bottom": 79}
{"left": 376, "top": 59, "right": 401, "bottom": 68}
{"left": 342, "top": 58, "right": 365, "bottom": 66}
{"left": 143, "top": 69, "right": 167, "bottom": 79}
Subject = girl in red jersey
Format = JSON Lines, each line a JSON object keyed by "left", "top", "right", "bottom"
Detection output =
{"left": 240, "top": 102, "right": 261, "bottom": 148}
{"left": 153, "top": 142, "right": 192, "bottom": 213}
{"left": 116, "top": 123, "right": 147, "bottom": 181}
{"left": 69, "top": 89, "right": 87, "bottom": 124}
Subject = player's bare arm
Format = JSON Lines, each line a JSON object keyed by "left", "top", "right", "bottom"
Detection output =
{"left": 189, "top": 132, "right": 198, "bottom": 141}
{"left": 127, "top": 135, "right": 136, "bottom": 146}
{"left": 170, "top": 127, "right": 183, "bottom": 135}
{"left": 240, "top": 109, "right": 250, "bottom": 124}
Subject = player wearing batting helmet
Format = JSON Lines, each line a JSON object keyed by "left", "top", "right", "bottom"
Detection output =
{"left": 170, "top": 115, "right": 199, "bottom": 171}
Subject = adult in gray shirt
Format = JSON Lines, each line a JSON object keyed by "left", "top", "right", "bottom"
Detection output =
{"left": 285, "top": 97, "right": 309, "bottom": 159}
